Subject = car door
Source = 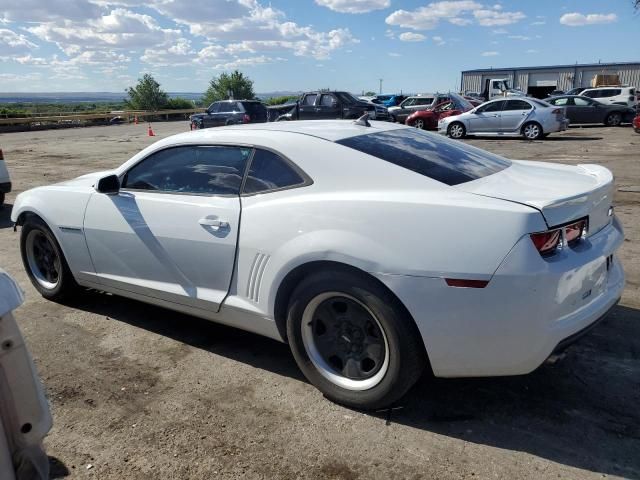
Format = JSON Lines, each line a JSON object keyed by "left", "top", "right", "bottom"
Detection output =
{"left": 298, "top": 94, "right": 319, "bottom": 119}
{"left": 468, "top": 100, "right": 505, "bottom": 133}
{"left": 499, "top": 99, "right": 533, "bottom": 132}
{"left": 203, "top": 102, "right": 220, "bottom": 127}
{"left": 83, "top": 145, "right": 251, "bottom": 311}
{"left": 215, "top": 102, "right": 234, "bottom": 125}
{"left": 570, "top": 96, "right": 600, "bottom": 123}
{"left": 317, "top": 93, "right": 341, "bottom": 119}
{"left": 548, "top": 97, "right": 573, "bottom": 121}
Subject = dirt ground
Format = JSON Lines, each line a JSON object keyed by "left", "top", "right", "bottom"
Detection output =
{"left": 1, "top": 122, "right": 639, "bottom": 479}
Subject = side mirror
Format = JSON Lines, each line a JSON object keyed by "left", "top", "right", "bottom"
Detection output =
{"left": 95, "top": 174, "right": 120, "bottom": 194}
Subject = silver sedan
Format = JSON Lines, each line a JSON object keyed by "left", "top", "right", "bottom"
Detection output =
{"left": 438, "top": 97, "right": 570, "bottom": 140}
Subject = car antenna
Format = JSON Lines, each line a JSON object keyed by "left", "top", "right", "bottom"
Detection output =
{"left": 353, "top": 113, "right": 371, "bottom": 127}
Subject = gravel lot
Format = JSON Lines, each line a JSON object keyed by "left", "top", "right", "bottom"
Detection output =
{"left": 1, "top": 122, "right": 639, "bottom": 479}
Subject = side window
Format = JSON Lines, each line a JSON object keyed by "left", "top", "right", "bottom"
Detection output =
{"left": 573, "top": 97, "right": 591, "bottom": 106}
{"left": 503, "top": 100, "right": 532, "bottom": 111}
{"left": 550, "top": 97, "right": 569, "bottom": 106}
{"left": 209, "top": 103, "right": 220, "bottom": 113}
{"left": 123, "top": 146, "right": 251, "bottom": 195}
{"left": 218, "top": 103, "right": 233, "bottom": 113}
{"left": 402, "top": 98, "right": 415, "bottom": 107}
{"left": 302, "top": 94, "right": 317, "bottom": 106}
{"left": 320, "top": 94, "right": 336, "bottom": 107}
{"left": 477, "top": 101, "right": 504, "bottom": 113}
{"left": 416, "top": 98, "right": 434, "bottom": 105}
{"left": 583, "top": 90, "right": 598, "bottom": 98}
{"left": 601, "top": 89, "right": 621, "bottom": 97}
{"left": 243, "top": 149, "right": 306, "bottom": 195}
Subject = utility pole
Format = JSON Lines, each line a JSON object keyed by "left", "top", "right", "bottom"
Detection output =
{"left": 379, "top": 78, "right": 383, "bottom": 94}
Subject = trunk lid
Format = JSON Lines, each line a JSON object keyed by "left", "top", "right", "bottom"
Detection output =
{"left": 456, "top": 160, "right": 614, "bottom": 235}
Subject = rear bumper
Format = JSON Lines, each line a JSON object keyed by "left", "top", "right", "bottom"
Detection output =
{"left": 375, "top": 217, "right": 625, "bottom": 377}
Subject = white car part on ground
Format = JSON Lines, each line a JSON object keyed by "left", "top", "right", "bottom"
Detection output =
{"left": 0, "top": 269, "right": 51, "bottom": 480}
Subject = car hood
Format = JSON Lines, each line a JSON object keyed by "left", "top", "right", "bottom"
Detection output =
{"left": 456, "top": 160, "right": 614, "bottom": 233}
{"left": 55, "top": 171, "right": 113, "bottom": 187}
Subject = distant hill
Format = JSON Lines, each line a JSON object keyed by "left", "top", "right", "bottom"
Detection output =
{"left": 0, "top": 91, "right": 303, "bottom": 104}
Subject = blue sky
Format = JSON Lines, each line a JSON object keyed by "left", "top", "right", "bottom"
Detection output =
{"left": 0, "top": 0, "right": 637, "bottom": 94}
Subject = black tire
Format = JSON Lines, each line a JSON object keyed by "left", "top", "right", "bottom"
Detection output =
{"left": 20, "top": 216, "right": 78, "bottom": 301}
{"left": 605, "top": 112, "right": 622, "bottom": 127}
{"left": 521, "top": 121, "right": 543, "bottom": 140}
{"left": 286, "top": 268, "right": 426, "bottom": 410}
{"left": 447, "top": 122, "right": 466, "bottom": 139}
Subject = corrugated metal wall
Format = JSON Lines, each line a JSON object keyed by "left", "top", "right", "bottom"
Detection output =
{"left": 462, "top": 64, "right": 640, "bottom": 93}
{"left": 515, "top": 71, "right": 528, "bottom": 91}
{"left": 461, "top": 73, "right": 482, "bottom": 93}
{"left": 558, "top": 71, "right": 574, "bottom": 91}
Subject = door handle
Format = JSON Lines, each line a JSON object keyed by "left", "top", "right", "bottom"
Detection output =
{"left": 199, "top": 217, "right": 229, "bottom": 230}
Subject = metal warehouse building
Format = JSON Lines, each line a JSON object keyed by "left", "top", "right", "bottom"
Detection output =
{"left": 461, "top": 62, "right": 640, "bottom": 98}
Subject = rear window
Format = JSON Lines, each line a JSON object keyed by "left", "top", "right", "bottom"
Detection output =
{"left": 242, "top": 102, "right": 266, "bottom": 115}
{"left": 336, "top": 129, "right": 511, "bottom": 186}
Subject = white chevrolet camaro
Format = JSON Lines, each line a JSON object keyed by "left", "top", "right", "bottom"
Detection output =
{"left": 11, "top": 120, "right": 624, "bottom": 409}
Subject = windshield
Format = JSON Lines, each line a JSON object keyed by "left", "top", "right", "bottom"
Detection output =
{"left": 336, "top": 128, "right": 511, "bottom": 186}
{"left": 445, "top": 92, "right": 474, "bottom": 111}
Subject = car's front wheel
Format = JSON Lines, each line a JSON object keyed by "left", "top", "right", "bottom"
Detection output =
{"left": 412, "top": 118, "right": 425, "bottom": 129}
{"left": 286, "top": 268, "right": 426, "bottom": 410}
{"left": 20, "top": 216, "right": 78, "bottom": 301}
{"left": 447, "top": 122, "right": 466, "bottom": 139}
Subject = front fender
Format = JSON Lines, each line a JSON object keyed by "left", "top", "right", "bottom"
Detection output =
{"left": 11, "top": 186, "right": 96, "bottom": 279}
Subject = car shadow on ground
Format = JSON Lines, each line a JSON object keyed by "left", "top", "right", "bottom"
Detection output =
{"left": 68, "top": 291, "right": 640, "bottom": 479}
{"left": 0, "top": 203, "right": 13, "bottom": 229}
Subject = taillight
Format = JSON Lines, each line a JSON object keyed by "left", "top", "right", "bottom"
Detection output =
{"left": 530, "top": 229, "right": 561, "bottom": 256}
{"left": 565, "top": 219, "right": 587, "bottom": 246}
{"left": 242, "top": 114, "right": 251, "bottom": 123}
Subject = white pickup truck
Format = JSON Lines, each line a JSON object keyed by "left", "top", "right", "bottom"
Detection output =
{"left": 481, "top": 78, "right": 526, "bottom": 102}
{"left": 0, "top": 269, "right": 51, "bottom": 480}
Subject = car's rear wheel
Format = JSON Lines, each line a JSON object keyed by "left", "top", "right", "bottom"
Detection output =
{"left": 605, "top": 112, "right": 622, "bottom": 127}
{"left": 413, "top": 118, "right": 425, "bottom": 129}
{"left": 20, "top": 216, "right": 78, "bottom": 301}
{"left": 447, "top": 122, "right": 466, "bottom": 139}
{"left": 286, "top": 268, "right": 426, "bottom": 410}
{"left": 522, "top": 122, "right": 543, "bottom": 140}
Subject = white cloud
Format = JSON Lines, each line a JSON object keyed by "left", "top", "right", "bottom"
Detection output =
{"left": 211, "top": 55, "right": 285, "bottom": 70}
{"left": 432, "top": 35, "right": 446, "bottom": 45}
{"left": 314, "top": 0, "right": 390, "bottom": 14}
{"left": 508, "top": 35, "right": 530, "bottom": 40}
{"left": 481, "top": 50, "right": 499, "bottom": 56}
{"left": 0, "top": 28, "right": 37, "bottom": 54}
{"left": 388, "top": 52, "right": 401, "bottom": 57}
{"left": 531, "top": 21, "right": 545, "bottom": 25}
{"left": 386, "top": 1, "right": 481, "bottom": 30}
{"left": 14, "top": 54, "right": 48, "bottom": 65}
{"left": 141, "top": 38, "right": 195, "bottom": 66}
{"left": 386, "top": 1, "right": 524, "bottom": 30}
{"left": 526, "top": 49, "right": 539, "bottom": 54}
{"left": 0, "top": 0, "right": 101, "bottom": 22}
{"left": 559, "top": 13, "right": 617, "bottom": 27}
{"left": 491, "top": 28, "right": 508, "bottom": 34}
{"left": 399, "top": 32, "right": 426, "bottom": 42}
{"left": 449, "top": 17, "right": 472, "bottom": 26}
{"left": 27, "top": 9, "right": 181, "bottom": 57}
{"left": 474, "top": 9, "right": 525, "bottom": 26}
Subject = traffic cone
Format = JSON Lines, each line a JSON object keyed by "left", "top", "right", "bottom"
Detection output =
{"left": 134, "top": 115, "right": 138, "bottom": 125}
{"left": 147, "top": 124, "right": 155, "bottom": 136}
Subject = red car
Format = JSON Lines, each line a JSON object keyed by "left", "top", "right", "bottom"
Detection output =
{"left": 634, "top": 113, "right": 640, "bottom": 133}
{"left": 405, "top": 94, "right": 474, "bottom": 130}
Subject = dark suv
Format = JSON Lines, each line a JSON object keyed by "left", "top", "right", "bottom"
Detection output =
{"left": 190, "top": 100, "right": 268, "bottom": 129}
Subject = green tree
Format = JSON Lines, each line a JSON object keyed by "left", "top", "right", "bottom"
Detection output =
{"left": 364, "top": 91, "right": 377, "bottom": 96}
{"left": 125, "top": 74, "right": 168, "bottom": 111}
{"left": 202, "top": 70, "right": 255, "bottom": 105}
{"left": 165, "top": 97, "right": 195, "bottom": 109}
